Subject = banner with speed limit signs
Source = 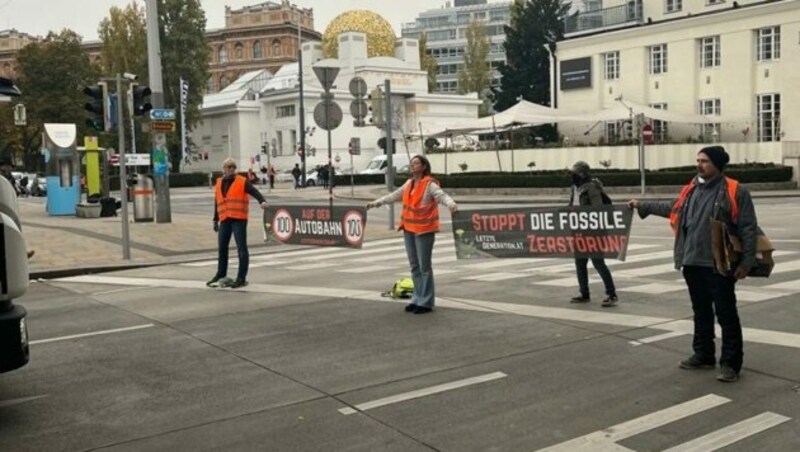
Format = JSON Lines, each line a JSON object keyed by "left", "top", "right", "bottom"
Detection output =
{"left": 263, "top": 205, "right": 367, "bottom": 248}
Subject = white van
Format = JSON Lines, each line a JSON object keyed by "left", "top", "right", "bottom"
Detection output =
{"left": 360, "top": 154, "right": 411, "bottom": 175}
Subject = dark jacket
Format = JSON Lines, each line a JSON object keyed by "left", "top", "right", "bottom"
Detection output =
{"left": 568, "top": 178, "right": 605, "bottom": 207}
{"left": 637, "top": 174, "right": 758, "bottom": 270}
{"left": 212, "top": 175, "right": 266, "bottom": 222}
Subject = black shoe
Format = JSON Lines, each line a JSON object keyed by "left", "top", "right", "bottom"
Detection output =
{"left": 413, "top": 306, "right": 433, "bottom": 314}
{"left": 570, "top": 295, "right": 590, "bottom": 303}
{"left": 206, "top": 276, "right": 222, "bottom": 288}
{"left": 229, "top": 279, "right": 248, "bottom": 289}
{"left": 404, "top": 303, "right": 417, "bottom": 312}
{"left": 716, "top": 366, "right": 740, "bottom": 382}
{"left": 679, "top": 356, "right": 715, "bottom": 370}
{"left": 601, "top": 295, "right": 618, "bottom": 307}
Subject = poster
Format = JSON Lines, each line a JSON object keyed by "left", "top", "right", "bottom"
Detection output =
{"left": 452, "top": 205, "right": 633, "bottom": 260}
{"left": 263, "top": 205, "right": 367, "bottom": 248}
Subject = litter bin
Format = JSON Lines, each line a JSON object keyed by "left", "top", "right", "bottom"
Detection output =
{"left": 132, "top": 174, "right": 154, "bottom": 222}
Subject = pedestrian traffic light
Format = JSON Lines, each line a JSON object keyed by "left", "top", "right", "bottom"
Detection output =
{"left": 368, "top": 87, "right": 384, "bottom": 127}
{"left": 83, "top": 82, "right": 109, "bottom": 132}
{"left": 131, "top": 84, "right": 153, "bottom": 116}
{"left": 261, "top": 144, "right": 267, "bottom": 154}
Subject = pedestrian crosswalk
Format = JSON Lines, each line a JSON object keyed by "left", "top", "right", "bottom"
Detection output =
{"left": 180, "top": 236, "right": 800, "bottom": 303}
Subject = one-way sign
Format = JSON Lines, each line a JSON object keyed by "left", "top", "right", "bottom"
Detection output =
{"left": 150, "top": 109, "right": 176, "bottom": 121}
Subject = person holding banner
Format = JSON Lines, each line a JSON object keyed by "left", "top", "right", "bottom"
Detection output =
{"left": 568, "top": 161, "right": 618, "bottom": 307}
{"left": 628, "top": 146, "right": 758, "bottom": 383}
{"left": 366, "top": 155, "right": 458, "bottom": 314}
{"left": 207, "top": 158, "right": 268, "bottom": 289}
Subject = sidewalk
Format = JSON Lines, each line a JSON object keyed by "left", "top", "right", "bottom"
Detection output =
{"left": 19, "top": 182, "right": 799, "bottom": 278}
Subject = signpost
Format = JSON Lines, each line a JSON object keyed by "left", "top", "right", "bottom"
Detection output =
{"left": 348, "top": 137, "right": 361, "bottom": 196}
{"left": 149, "top": 108, "right": 176, "bottom": 121}
{"left": 642, "top": 123, "right": 654, "bottom": 145}
{"left": 312, "top": 66, "right": 341, "bottom": 210}
{"left": 150, "top": 121, "right": 177, "bottom": 133}
{"left": 349, "top": 76, "right": 368, "bottom": 127}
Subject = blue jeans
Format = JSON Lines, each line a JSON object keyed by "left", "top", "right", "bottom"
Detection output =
{"left": 404, "top": 231, "right": 436, "bottom": 308}
{"left": 216, "top": 219, "right": 249, "bottom": 281}
{"left": 575, "top": 257, "right": 616, "bottom": 298}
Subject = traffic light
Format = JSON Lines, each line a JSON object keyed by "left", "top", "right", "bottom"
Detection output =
{"left": 368, "top": 87, "right": 384, "bottom": 127}
{"left": 260, "top": 144, "right": 267, "bottom": 154}
{"left": 622, "top": 120, "right": 633, "bottom": 140}
{"left": 83, "top": 82, "right": 109, "bottom": 132}
{"left": 131, "top": 84, "right": 153, "bottom": 116}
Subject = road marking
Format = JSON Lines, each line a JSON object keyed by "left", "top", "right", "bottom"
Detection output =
{"left": 521, "top": 250, "right": 673, "bottom": 274}
{"left": 629, "top": 331, "right": 686, "bottom": 346}
{"left": 0, "top": 394, "right": 49, "bottom": 408}
{"left": 620, "top": 283, "right": 683, "bottom": 295}
{"left": 537, "top": 394, "right": 731, "bottom": 451}
{"left": 338, "top": 371, "right": 507, "bottom": 415}
{"left": 30, "top": 324, "right": 154, "bottom": 345}
{"left": 462, "top": 272, "right": 530, "bottom": 282}
{"left": 662, "top": 412, "right": 791, "bottom": 452}
{"left": 616, "top": 263, "right": 678, "bottom": 277}
{"left": 285, "top": 262, "right": 339, "bottom": 271}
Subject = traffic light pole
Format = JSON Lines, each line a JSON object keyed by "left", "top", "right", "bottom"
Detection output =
{"left": 116, "top": 74, "right": 131, "bottom": 260}
{"left": 146, "top": 0, "right": 171, "bottom": 223}
{"left": 384, "top": 80, "right": 394, "bottom": 230}
{"left": 297, "top": 23, "right": 307, "bottom": 187}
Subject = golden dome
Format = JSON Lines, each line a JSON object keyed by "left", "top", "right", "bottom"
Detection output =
{"left": 322, "top": 10, "right": 396, "bottom": 59}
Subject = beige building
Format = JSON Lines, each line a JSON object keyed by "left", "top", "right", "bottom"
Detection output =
{"left": 554, "top": 0, "right": 800, "bottom": 144}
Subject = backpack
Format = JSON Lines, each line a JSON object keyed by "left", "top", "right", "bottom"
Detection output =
{"left": 382, "top": 277, "right": 414, "bottom": 299}
{"left": 600, "top": 191, "right": 612, "bottom": 205}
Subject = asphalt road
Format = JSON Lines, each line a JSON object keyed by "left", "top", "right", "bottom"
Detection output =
{"left": 2, "top": 197, "right": 799, "bottom": 451}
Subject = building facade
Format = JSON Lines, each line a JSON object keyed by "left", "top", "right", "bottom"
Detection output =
{"left": 401, "top": 0, "right": 512, "bottom": 94}
{"left": 554, "top": 0, "right": 800, "bottom": 144}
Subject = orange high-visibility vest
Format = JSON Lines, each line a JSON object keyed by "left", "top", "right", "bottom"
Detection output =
{"left": 399, "top": 176, "right": 440, "bottom": 234}
{"left": 216, "top": 175, "right": 249, "bottom": 221}
{"left": 669, "top": 176, "right": 739, "bottom": 235}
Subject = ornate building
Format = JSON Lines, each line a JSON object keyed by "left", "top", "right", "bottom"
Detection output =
{"left": 0, "top": 29, "right": 39, "bottom": 78}
{"left": 205, "top": 1, "right": 321, "bottom": 93}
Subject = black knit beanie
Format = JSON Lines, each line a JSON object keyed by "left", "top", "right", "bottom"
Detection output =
{"left": 698, "top": 146, "right": 729, "bottom": 171}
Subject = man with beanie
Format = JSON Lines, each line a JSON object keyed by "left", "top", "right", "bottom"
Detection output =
{"left": 628, "top": 146, "right": 758, "bottom": 382}
{"left": 208, "top": 158, "right": 268, "bottom": 289}
{"left": 568, "top": 161, "right": 618, "bottom": 307}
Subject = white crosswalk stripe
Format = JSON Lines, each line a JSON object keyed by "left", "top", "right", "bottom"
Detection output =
{"left": 179, "top": 235, "right": 800, "bottom": 303}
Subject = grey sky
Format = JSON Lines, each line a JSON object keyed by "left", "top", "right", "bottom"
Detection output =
{"left": 0, "top": 0, "right": 508, "bottom": 42}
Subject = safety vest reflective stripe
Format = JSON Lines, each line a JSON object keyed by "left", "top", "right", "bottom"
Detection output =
{"left": 216, "top": 176, "right": 250, "bottom": 221}
{"left": 399, "top": 176, "right": 440, "bottom": 234}
{"left": 669, "top": 176, "right": 739, "bottom": 235}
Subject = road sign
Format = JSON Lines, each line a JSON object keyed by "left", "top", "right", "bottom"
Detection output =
{"left": 349, "top": 137, "right": 361, "bottom": 156}
{"left": 149, "top": 109, "right": 176, "bottom": 121}
{"left": 13, "top": 103, "right": 26, "bottom": 126}
{"left": 350, "top": 99, "right": 368, "bottom": 119}
{"left": 314, "top": 101, "right": 343, "bottom": 131}
{"left": 110, "top": 154, "right": 151, "bottom": 167}
{"left": 151, "top": 121, "right": 176, "bottom": 132}
{"left": 642, "top": 123, "right": 654, "bottom": 145}
{"left": 313, "top": 66, "right": 340, "bottom": 92}
{"left": 349, "top": 77, "right": 367, "bottom": 98}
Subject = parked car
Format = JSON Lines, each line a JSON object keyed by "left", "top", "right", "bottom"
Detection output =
{"left": 276, "top": 169, "right": 295, "bottom": 183}
{"left": 25, "top": 174, "right": 46, "bottom": 197}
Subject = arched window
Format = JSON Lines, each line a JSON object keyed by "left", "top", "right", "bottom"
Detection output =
{"left": 271, "top": 39, "right": 281, "bottom": 57}
{"left": 218, "top": 45, "right": 228, "bottom": 64}
{"left": 206, "top": 76, "right": 214, "bottom": 92}
{"left": 3, "top": 63, "right": 11, "bottom": 77}
{"left": 253, "top": 41, "right": 262, "bottom": 59}
{"left": 220, "top": 75, "right": 230, "bottom": 89}
{"left": 234, "top": 42, "right": 243, "bottom": 60}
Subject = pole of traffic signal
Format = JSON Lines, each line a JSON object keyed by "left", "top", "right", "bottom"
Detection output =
{"left": 298, "top": 29, "right": 307, "bottom": 187}
{"left": 117, "top": 74, "right": 131, "bottom": 260}
{"left": 146, "top": 0, "right": 171, "bottom": 223}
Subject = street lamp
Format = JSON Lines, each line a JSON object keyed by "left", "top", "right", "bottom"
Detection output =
{"left": 286, "top": 18, "right": 306, "bottom": 186}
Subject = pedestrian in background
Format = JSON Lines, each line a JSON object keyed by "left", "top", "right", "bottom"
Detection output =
{"left": 628, "top": 146, "right": 757, "bottom": 382}
{"left": 568, "top": 161, "right": 618, "bottom": 307}
{"left": 207, "top": 158, "right": 268, "bottom": 289}
{"left": 366, "top": 155, "right": 457, "bottom": 314}
{"left": 268, "top": 164, "right": 277, "bottom": 189}
{"left": 291, "top": 164, "right": 302, "bottom": 190}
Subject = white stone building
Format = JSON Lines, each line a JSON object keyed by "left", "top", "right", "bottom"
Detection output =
{"left": 553, "top": 0, "right": 800, "bottom": 145}
{"left": 188, "top": 32, "right": 481, "bottom": 175}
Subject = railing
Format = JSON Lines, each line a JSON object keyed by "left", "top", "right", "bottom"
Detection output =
{"left": 564, "top": 1, "right": 643, "bottom": 36}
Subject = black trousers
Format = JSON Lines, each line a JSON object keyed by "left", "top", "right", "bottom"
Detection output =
{"left": 682, "top": 265, "right": 743, "bottom": 372}
{"left": 575, "top": 257, "right": 616, "bottom": 298}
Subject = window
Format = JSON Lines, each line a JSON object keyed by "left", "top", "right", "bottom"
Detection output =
{"left": 218, "top": 45, "right": 227, "bottom": 64}
{"left": 272, "top": 39, "right": 282, "bottom": 56}
{"left": 276, "top": 105, "right": 296, "bottom": 118}
{"left": 649, "top": 44, "right": 668, "bottom": 74}
{"left": 234, "top": 42, "right": 243, "bottom": 60}
{"left": 290, "top": 130, "right": 297, "bottom": 153}
{"left": 276, "top": 131, "right": 284, "bottom": 154}
{"left": 219, "top": 75, "right": 230, "bottom": 89}
{"left": 650, "top": 103, "right": 669, "bottom": 143}
{"left": 665, "top": 0, "right": 682, "bottom": 13}
{"left": 605, "top": 122, "right": 620, "bottom": 144}
{"left": 698, "top": 36, "right": 720, "bottom": 68}
{"left": 604, "top": 51, "right": 619, "bottom": 80}
{"left": 253, "top": 41, "right": 262, "bottom": 59}
{"left": 698, "top": 99, "right": 721, "bottom": 140}
{"left": 706, "top": 0, "right": 724, "bottom": 4}
{"left": 756, "top": 26, "right": 780, "bottom": 61}
{"left": 206, "top": 76, "right": 214, "bottom": 93}
{"left": 757, "top": 93, "right": 781, "bottom": 142}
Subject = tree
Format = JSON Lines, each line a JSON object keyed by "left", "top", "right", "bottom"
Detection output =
{"left": 457, "top": 20, "right": 492, "bottom": 116}
{"left": 417, "top": 32, "right": 437, "bottom": 93}
{"left": 158, "top": 0, "right": 211, "bottom": 167}
{"left": 98, "top": 3, "right": 148, "bottom": 78}
{"left": 9, "top": 30, "right": 100, "bottom": 170}
{"left": 495, "top": 0, "right": 570, "bottom": 112}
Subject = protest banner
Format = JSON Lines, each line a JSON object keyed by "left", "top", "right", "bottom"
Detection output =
{"left": 452, "top": 205, "right": 633, "bottom": 260}
{"left": 263, "top": 205, "right": 366, "bottom": 248}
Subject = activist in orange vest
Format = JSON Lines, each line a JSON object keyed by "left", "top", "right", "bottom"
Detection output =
{"left": 208, "top": 158, "right": 268, "bottom": 289}
{"left": 629, "top": 146, "right": 759, "bottom": 383}
{"left": 366, "top": 155, "right": 458, "bottom": 314}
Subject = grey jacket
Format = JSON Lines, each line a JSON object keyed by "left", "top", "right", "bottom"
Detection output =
{"left": 637, "top": 174, "right": 758, "bottom": 270}
{"left": 569, "top": 178, "right": 605, "bottom": 207}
